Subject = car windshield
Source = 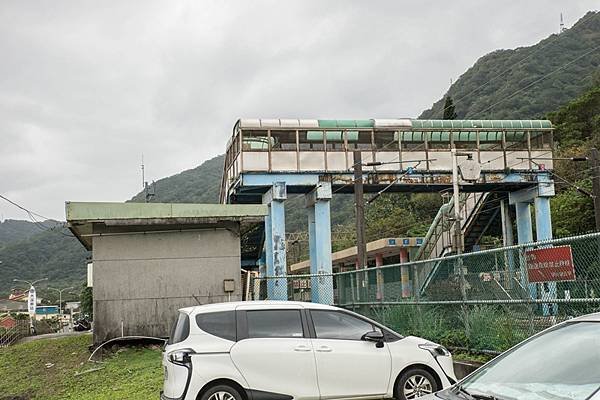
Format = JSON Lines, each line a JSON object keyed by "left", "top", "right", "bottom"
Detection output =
{"left": 461, "top": 322, "right": 600, "bottom": 400}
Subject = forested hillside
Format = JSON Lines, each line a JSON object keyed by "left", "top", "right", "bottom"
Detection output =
{"left": 130, "top": 155, "right": 224, "bottom": 203}
{"left": 0, "top": 222, "right": 88, "bottom": 297}
{"left": 549, "top": 81, "right": 600, "bottom": 237}
{"left": 0, "top": 219, "right": 56, "bottom": 249}
{"left": 420, "top": 11, "right": 600, "bottom": 120}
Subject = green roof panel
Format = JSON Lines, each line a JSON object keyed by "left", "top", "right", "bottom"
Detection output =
{"left": 317, "top": 119, "right": 374, "bottom": 128}
{"left": 410, "top": 119, "right": 552, "bottom": 130}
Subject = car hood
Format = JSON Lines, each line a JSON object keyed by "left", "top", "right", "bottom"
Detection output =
{"left": 401, "top": 335, "right": 443, "bottom": 347}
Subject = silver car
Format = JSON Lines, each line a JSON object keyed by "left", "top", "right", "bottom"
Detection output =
{"left": 423, "top": 312, "right": 600, "bottom": 400}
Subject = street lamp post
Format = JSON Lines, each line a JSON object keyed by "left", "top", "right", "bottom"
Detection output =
{"left": 48, "top": 286, "right": 74, "bottom": 332}
{"left": 13, "top": 277, "right": 48, "bottom": 334}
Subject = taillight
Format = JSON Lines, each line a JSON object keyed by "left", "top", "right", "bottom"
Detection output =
{"left": 167, "top": 348, "right": 195, "bottom": 365}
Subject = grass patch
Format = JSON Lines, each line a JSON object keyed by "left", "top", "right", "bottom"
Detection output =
{"left": 0, "top": 334, "right": 163, "bottom": 400}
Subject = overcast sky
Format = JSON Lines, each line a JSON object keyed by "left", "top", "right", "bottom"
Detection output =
{"left": 0, "top": 1, "right": 597, "bottom": 221}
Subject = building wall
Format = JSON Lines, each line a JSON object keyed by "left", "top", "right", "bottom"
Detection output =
{"left": 92, "top": 228, "right": 241, "bottom": 343}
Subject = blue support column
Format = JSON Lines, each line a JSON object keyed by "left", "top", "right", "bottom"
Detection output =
{"left": 263, "top": 183, "right": 288, "bottom": 300}
{"left": 500, "top": 200, "right": 515, "bottom": 289}
{"left": 306, "top": 182, "right": 333, "bottom": 304}
{"left": 264, "top": 206, "right": 274, "bottom": 295}
{"left": 307, "top": 206, "right": 317, "bottom": 282}
{"left": 515, "top": 201, "right": 537, "bottom": 299}
{"left": 535, "top": 173, "right": 557, "bottom": 316}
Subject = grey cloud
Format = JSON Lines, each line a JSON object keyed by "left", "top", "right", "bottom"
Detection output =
{"left": 0, "top": 0, "right": 597, "bottom": 220}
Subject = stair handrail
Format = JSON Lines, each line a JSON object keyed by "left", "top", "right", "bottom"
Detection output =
{"left": 414, "top": 201, "right": 452, "bottom": 260}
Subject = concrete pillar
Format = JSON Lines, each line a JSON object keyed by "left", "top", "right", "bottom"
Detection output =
{"left": 534, "top": 196, "right": 553, "bottom": 241}
{"left": 535, "top": 193, "right": 557, "bottom": 316}
{"left": 515, "top": 201, "right": 537, "bottom": 299}
{"left": 399, "top": 248, "right": 411, "bottom": 298}
{"left": 375, "top": 253, "right": 384, "bottom": 301}
{"left": 264, "top": 209, "right": 272, "bottom": 277}
{"left": 306, "top": 182, "right": 333, "bottom": 304}
{"left": 500, "top": 200, "right": 515, "bottom": 289}
{"left": 263, "top": 183, "right": 288, "bottom": 300}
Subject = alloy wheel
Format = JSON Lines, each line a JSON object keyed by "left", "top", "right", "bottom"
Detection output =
{"left": 403, "top": 374, "right": 433, "bottom": 399}
{"left": 208, "top": 391, "right": 236, "bottom": 400}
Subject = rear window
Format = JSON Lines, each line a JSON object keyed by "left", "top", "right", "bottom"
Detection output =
{"left": 196, "top": 311, "right": 236, "bottom": 341}
{"left": 168, "top": 312, "right": 190, "bottom": 345}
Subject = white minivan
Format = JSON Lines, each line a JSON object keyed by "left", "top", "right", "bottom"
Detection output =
{"left": 161, "top": 301, "right": 456, "bottom": 400}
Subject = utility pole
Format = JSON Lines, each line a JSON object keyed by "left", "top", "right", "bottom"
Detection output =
{"left": 451, "top": 149, "right": 467, "bottom": 301}
{"left": 590, "top": 148, "right": 600, "bottom": 231}
{"left": 353, "top": 151, "right": 367, "bottom": 270}
{"left": 451, "top": 149, "right": 464, "bottom": 255}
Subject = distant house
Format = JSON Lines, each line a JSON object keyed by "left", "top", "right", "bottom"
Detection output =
{"left": 0, "top": 315, "right": 16, "bottom": 329}
{"left": 0, "top": 299, "right": 28, "bottom": 313}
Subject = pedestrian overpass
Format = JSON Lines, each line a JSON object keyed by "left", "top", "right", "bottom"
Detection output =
{"left": 221, "top": 118, "right": 556, "bottom": 304}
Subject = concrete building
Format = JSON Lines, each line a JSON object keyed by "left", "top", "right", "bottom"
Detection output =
{"left": 66, "top": 202, "right": 266, "bottom": 344}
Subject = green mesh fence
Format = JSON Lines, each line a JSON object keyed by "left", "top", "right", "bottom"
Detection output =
{"left": 252, "top": 232, "right": 600, "bottom": 353}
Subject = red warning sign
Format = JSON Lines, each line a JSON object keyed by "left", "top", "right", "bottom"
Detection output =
{"left": 526, "top": 245, "right": 576, "bottom": 283}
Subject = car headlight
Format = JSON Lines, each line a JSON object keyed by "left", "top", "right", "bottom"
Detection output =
{"left": 167, "top": 348, "right": 195, "bottom": 365}
{"left": 419, "top": 343, "right": 451, "bottom": 358}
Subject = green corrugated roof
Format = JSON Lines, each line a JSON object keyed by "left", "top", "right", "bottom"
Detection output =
{"left": 65, "top": 202, "right": 267, "bottom": 221}
{"left": 318, "top": 119, "right": 374, "bottom": 128}
{"left": 410, "top": 120, "right": 552, "bottom": 129}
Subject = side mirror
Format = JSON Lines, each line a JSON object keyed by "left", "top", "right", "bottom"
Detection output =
{"left": 362, "top": 330, "right": 384, "bottom": 348}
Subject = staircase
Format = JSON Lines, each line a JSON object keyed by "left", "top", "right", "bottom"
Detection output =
{"left": 415, "top": 192, "right": 490, "bottom": 262}
{"left": 414, "top": 192, "right": 492, "bottom": 294}
{"left": 463, "top": 192, "right": 506, "bottom": 252}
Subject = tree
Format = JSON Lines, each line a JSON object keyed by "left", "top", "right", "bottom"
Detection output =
{"left": 442, "top": 96, "right": 457, "bottom": 120}
{"left": 80, "top": 285, "right": 93, "bottom": 319}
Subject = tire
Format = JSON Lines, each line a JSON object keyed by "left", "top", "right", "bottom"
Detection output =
{"left": 395, "top": 368, "right": 439, "bottom": 400}
{"left": 200, "top": 385, "right": 243, "bottom": 400}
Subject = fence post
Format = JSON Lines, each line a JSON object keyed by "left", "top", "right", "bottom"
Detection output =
{"left": 412, "top": 264, "right": 420, "bottom": 301}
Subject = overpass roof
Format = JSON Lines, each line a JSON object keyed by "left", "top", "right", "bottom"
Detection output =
{"left": 236, "top": 118, "right": 552, "bottom": 130}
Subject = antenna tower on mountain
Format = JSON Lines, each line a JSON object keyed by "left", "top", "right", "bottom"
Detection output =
{"left": 140, "top": 154, "right": 156, "bottom": 203}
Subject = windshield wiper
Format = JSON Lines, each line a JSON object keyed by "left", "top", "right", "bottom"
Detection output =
{"left": 453, "top": 385, "right": 500, "bottom": 400}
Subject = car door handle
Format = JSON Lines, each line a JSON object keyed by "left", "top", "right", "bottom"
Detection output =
{"left": 294, "top": 345, "right": 311, "bottom": 352}
{"left": 316, "top": 346, "right": 332, "bottom": 352}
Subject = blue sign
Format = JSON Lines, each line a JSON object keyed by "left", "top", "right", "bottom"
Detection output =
{"left": 36, "top": 306, "right": 59, "bottom": 315}
{"left": 416, "top": 238, "right": 424, "bottom": 245}
{"left": 388, "top": 239, "right": 396, "bottom": 245}
{"left": 402, "top": 239, "right": 410, "bottom": 245}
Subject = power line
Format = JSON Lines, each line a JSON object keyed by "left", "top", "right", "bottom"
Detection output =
{"left": 466, "top": 43, "right": 600, "bottom": 119}
{"left": 0, "top": 193, "right": 72, "bottom": 237}
{"left": 0, "top": 194, "right": 52, "bottom": 221}
{"left": 438, "top": 12, "right": 598, "bottom": 118}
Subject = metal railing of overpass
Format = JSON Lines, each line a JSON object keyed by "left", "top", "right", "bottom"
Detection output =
{"left": 221, "top": 118, "right": 553, "bottom": 203}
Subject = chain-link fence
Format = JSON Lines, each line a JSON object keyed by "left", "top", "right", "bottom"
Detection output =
{"left": 252, "top": 232, "right": 600, "bottom": 353}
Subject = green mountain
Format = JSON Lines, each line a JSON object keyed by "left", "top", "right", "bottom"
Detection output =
{"left": 0, "top": 219, "right": 50, "bottom": 249}
{"left": 420, "top": 11, "right": 600, "bottom": 120}
{"left": 549, "top": 81, "right": 600, "bottom": 237}
{"left": 130, "top": 155, "right": 224, "bottom": 204}
{"left": 0, "top": 222, "right": 88, "bottom": 298}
